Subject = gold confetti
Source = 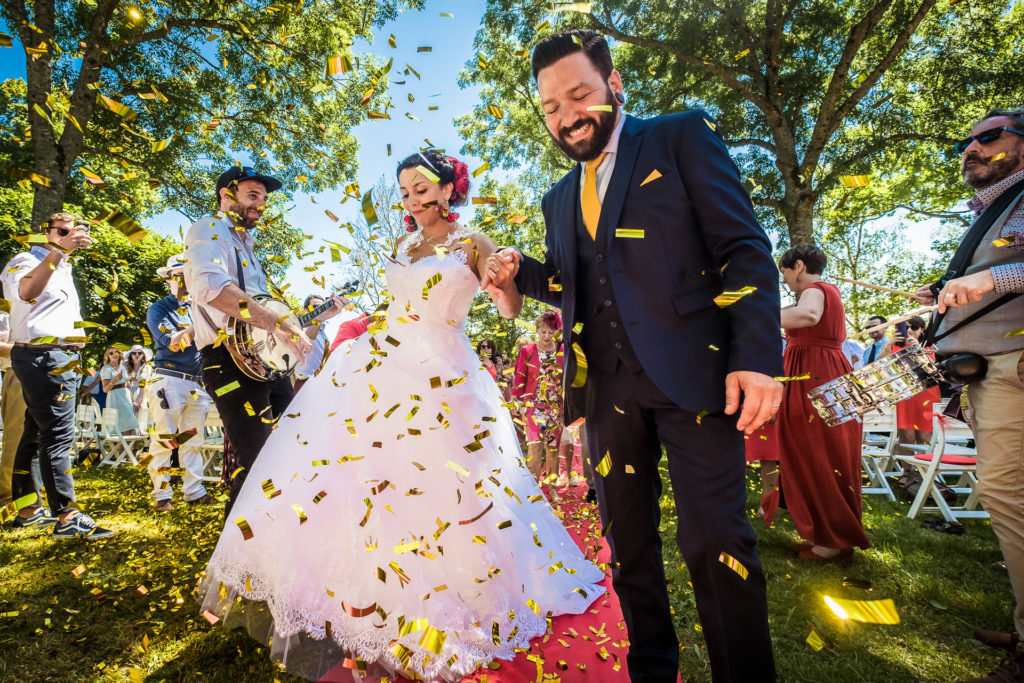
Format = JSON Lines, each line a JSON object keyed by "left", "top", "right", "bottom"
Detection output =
{"left": 1005, "top": 328, "right": 1024, "bottom": 338}
{"left": 215, "top": 381, "right": 240, "bottom": 396}
{"left": 414, "top": 164, "right": 440, "bottom": 184}
{"left": 718, "top": 552, "right": 749, "bottom": 580}
{"left": 735, "top": 48, "right": 750, "bottom": 59}
{"left": 614, "top": 228, "right": 644, "bottom": 239}
{"left": 806, "top": 627, "right": 826, "bottom": 651}
{"left": 774, "top": 373, "right": 810, "bottom": 382}
{"left": 235, "top": 517, "right": 254, "bottom": 540}
{"left": 639, "top": 169, "right": 662, "bottom": 186}
{"left": 292, "top": 504, "right": 308, "bottom": 524}
{"left": 595, "top": 451, "right": 611, "bottom": 477}
{"left": 993, "top": 234, "right": 1015, "bottom": 247}
{"left": 587, "top": 104, "right": 612, "bottom": 112}
{"left": 472, "top": 162, "right": 490, "bottom": 177}
{"left": 823, "top": 596, "right": 900, "bottom": 624}
{"left": 985, "top": 152, "right": 1007, "bottom": 163}
{"left": 840, "top": 175, "right": 871, "bottom": 188}
{"left": 713, "top": 286, "right": 757, "bottom": 307}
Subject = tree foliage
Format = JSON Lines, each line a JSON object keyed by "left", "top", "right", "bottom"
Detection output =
{"left": 458, "top": 0, "right": 1024, "bottom": 247}
{"left": 0, "top": 0, "right": 419, "bottom": 233}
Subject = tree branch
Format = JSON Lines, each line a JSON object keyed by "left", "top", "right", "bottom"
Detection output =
{"left": 725, "top": 137, "right": 777, "bottom": 154}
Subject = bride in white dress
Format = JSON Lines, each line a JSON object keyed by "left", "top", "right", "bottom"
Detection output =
{"left": 199, "top": 151, "right": 604, "bottom": 682}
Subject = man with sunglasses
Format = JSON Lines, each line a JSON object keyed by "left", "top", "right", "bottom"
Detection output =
{"left": 912, "top": 109, "right": 1024, "bottom": 683}
{"left": 0, "top": 212, "right": 113, "bottom": 539}
{"left": 145, "top": 254, "right": 213, "bottom": 513}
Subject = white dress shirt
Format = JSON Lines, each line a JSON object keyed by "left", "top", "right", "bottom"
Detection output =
{"left": 295, "top": 327, "right": 328, "bottom": 380}
{"left": 183, "top": 216, "right": 269, "bottom": 350}
{"left": 578, "top": 113, "right": 627, "bottom": 205}
{"left": 0, "top": 246, "right": 83, "bottom": 344}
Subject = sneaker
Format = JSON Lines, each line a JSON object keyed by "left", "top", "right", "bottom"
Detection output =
{"left": 961, "top": 650, "right": 1024, "bottom": 682}
{"left": 52, "top": 513, "right": 115, "bottom": 540}
{"left": 10, "top": 508, "right": 57, "bottom": 528}
{"left": 556, "top": 475, "right": 569, "bottom": 488}
{"left": 186, "top": 494, "right": 216, "bottom": 505}
{"left": 154, "top": 500, "right": 175, "bottom": 514}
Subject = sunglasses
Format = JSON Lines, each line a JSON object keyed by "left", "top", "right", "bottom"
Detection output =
{"left": 954, "top": 126, "right": 1024, "bottom": 155}
{"left": 48, "top": 224, "right": 90, "bottom": 237}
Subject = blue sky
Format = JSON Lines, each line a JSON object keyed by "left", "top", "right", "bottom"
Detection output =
{"left": 0, "top": 1, "right": 495, "bottom": 311}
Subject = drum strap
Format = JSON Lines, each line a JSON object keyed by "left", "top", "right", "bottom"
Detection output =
{"left": 925, "top": 179, "right": 1024, "bottom": 346}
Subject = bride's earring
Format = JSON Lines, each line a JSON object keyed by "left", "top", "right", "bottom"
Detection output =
{"left": 404, "top": 214, "right": 418, "bottom": 232}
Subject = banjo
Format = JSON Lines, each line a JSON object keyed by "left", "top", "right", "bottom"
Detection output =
{"left": 225, "top": 279, "right": 360, "bottom": 382}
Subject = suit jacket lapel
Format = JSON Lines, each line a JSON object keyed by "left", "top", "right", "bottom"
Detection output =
{"left": 560, "top": 165, "right": 581, "bottom": 285}
{"left": 597, "top": 116, "right": 644, "bottom": 249}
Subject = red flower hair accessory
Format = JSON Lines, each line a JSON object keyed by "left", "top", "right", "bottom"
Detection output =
{"left": 448, "top": 157, "right": 470, "bottom": 206}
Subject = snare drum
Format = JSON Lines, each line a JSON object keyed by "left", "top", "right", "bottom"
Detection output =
{"left": 808, "top": 346, "right": 942, "bottom": 426}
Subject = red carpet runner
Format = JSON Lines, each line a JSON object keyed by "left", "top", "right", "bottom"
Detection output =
{"left": 320, "top": 482, "right": 633, "bottom": 682}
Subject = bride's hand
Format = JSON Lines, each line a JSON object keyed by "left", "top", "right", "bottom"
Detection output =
{"left": 480, "top": 249, "right": 520, "bottom": 292}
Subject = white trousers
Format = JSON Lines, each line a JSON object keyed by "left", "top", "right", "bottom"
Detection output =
{"left": 147, "top": 373, "right": 212, "bottom": 502}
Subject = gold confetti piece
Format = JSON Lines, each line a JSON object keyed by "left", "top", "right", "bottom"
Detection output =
{"left": 704, "top": 118, "right": 716, "bottom": 132}
{"left": 595, "top": 451, "right": 612, "bottom": 477}
{"left": 993, "top": 234, "right": 1015, "bottom": 247}
{"left": 238, "top": 300, "right": 251, "bottom": 319}
{"left": 840, "top": 175, "right": 871, "bottom": 188}
{"left": 614, "top": 228, "right": 644, "bottom": 239}
{"left": 460, "top": 501, "right": 494, "bottom": 525}
{"left": 823, "top": 596, "right": 900, "bottom": 624}
{"left": 415, "top": 164, "right": 440, "bottom": 184}
{"left": 718, "top": 552, "right": 749, "bottom": 580}
{"left": 696, "top": 410, "right": 710, "bottom": 425}
{"left": 361, "top": 189, "right": 378, "bottom": 226}
{"left": 986, "top": 152, "right": 1007, "bottom": 163}
{"left": 774, "top": 373, "right": 810, "bottom": 382}
{"left": 713, "top": 286, "right": 757, "bottom": 307}
{"left": 422, "top": 272, "right": 443, "bottom": 300}
{"left": 0, "top": 32, "right": 11, "bottom": 48}
{"left": 292, "top": 504, "right": 308, "bottom": 524}
{"left": 570, "top": 342, "right": 588, "bottom": 388}
{"left": 326, "top": 54, "right": 352, "bottom": 77}
{"left": 313, "top": 490, "right": 328, "bottom": 504}
{"left": 735, "top": 48, "right": 750, "bottom": 59}
{"left": 71, "top": 564, "right": 85, "bottom": 577}
{"left": 202, "top": 610, "right": 220, "bottom": 624}
{"left": 806, "top": 627, "right": 826, "bottom": 651}
{"left": 215, "top": 381, "right": 240, "bottom": 396}
{"left": 472, "top": 162, "right": 490, "bottom": 177}
{"left": 1005, "top": 328, "right": 1024, "bottom": 338}
{"left": 235, "top": 517, "right": 254, "bottom": 540}
{"left": 389, "top": 561, "right": 412, "bottom": 584}
{"left": 472, "top": 196, "right": 498, "bottom": 204}
{"left": 587, "top": 104, "right": 613, "bottom": 112}
{"left": 261, "top": 479, "right": 281, "bottom": 499}
{"left": 394, "top": 540, "right": 420, "bottom": 554}
{"left": 440, "top": 11, "right": 454, "bottom": 16}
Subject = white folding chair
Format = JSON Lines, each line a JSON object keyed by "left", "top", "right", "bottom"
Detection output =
{"left": 98, "top": 408, "right": 145, "bottom": 467}
{"left": 860, "top": 406, "right": 898, "bottom": 500}
{"left": 895, "top": 404, "right": 986, "bottom": 521}
{"left": 73, "top": 402, "right": 109, "bottom": 462}
{"left": 200, "top": 406, "right": 225, "bottom": 482}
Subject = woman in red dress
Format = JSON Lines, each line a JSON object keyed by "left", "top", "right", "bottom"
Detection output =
{"left": 771, "top": 245, "right": 871, "bottom": 561}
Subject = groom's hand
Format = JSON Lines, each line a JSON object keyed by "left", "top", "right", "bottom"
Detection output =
{"left": 480, "top": 249, "right": 520, "bottom": 292}
{"left": 725, "top": 371, "right": 783, "bottom": 434}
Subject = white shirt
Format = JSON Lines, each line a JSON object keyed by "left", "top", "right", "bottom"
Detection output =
{"left": 0, "top": 311, "right": 10, "bottom": 369}
{"left": 842, "top": 339, "right": 865, "bottom": 370}
{"left": 0, "top": 246, "right": 83, "bottom": 344}
{"left": 295, "top": 327, "right": 327, "bottom": 380}
{"left": 862, "top": 339, "right": 887, "bottom": 366}
{"left": 183, "top": 216, "right": 269, "bottom": 349}
{"left": 578, "top": 113, "right": 627, "bottom": 205}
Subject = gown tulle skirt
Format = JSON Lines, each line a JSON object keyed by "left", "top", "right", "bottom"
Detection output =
{"left": 198, "top": 246, "right": 604, "bottom": 682}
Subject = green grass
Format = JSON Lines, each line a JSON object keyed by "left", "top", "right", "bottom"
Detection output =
{"left": 0, "top": 463, "right": 1012, "bottom": 682}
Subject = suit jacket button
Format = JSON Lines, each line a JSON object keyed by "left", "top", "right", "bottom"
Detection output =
{"left": 614, "top": 342, "right": 623, "bottom": 350}
{"left": 595, "top": 254, "right": 604, "bottom": 262}
{"left": 610, "top": 321, "right": 618, "bottom": 328}
{"left": 599, "top": 277, "right": 607, "bottom": 285}
{"left": 604, "top": 300, "right": 612, "bottom": 307}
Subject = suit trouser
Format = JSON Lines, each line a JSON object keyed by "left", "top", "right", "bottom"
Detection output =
{"left": 0, "top": 370, "right": 36, "bottom": 505}
{"left": 584, "top": 362, "right": 774, "bottom": 683}
{"left": 147, "top": 373, "right": 212, "bottom": 502}
{"left": 10, "top": 347, "right": 80, "bottom": 514}
{"left": 200, "top": 345, "right": 293, "bottom": 515}
{"left": 967, "top": 348, "right": 1024, "bottom": 638}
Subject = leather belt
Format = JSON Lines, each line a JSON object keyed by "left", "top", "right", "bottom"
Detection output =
{"left": 154, "top": 367, "right": 201, "bottom": 384}
{"left": 13, "top": 342, "right": 81, "bottom": 352}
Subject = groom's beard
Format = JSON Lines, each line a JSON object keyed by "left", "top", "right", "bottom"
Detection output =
{"left": 550, "top": 88, "right": 619, "bottom": 163}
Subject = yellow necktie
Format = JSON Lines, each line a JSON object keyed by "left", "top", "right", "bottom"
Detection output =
{"left": 582, "top": 152, "right": 607, "bottom": 240}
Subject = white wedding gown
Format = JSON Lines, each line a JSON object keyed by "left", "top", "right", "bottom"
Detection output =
{"left": 199, "top": 230, "right": 604, "bottom": 682}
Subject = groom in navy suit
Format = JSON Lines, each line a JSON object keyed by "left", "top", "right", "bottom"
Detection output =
{"left": 483, "top": 30, "right": 782, "bottom": 683}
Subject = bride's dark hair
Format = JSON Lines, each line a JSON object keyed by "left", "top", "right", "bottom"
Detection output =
{"left": 396, "top": 150, "right": 470, "bottom": 207}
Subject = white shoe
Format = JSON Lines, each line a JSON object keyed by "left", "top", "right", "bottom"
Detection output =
{"left": 568, "top": 473, "right": 583, "bottom": 487}
{"left": 556, "top": 475, "right": 568, "bottom": 488}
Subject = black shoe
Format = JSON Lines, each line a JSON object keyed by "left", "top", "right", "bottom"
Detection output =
{"left": 976, "top": 629, "right": 1021, "bottom": 652}
{"left": 585, "top": 488, "right": 597, "bottom": 504}
{"left": 10, "top": 508, "right": 57, "bottom": 528}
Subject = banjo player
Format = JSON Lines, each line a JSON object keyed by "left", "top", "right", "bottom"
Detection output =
{"left": 184, "top": 166, "right": 347, "bottom": 514}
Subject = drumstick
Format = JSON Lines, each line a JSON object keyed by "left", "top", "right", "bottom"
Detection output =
{"left": 836, "top": 276, "right": 917, "bottom": 298}
{"left": 849, "top": 305, "right": 939, "bottom": 339}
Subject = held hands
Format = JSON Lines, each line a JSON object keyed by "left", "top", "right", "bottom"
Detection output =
{"left": 168, "top": 328, "right": 193, "bottom": 352}
{"left": 480, "top": 249, "right": 520, "bottom": 293}
{"left": 724, "top": 371, "right": 783, "bottom": 434}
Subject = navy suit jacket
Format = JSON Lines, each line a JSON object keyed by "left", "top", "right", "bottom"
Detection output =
{"left": 515, "top": 112, "right": 784, "bottom": 415}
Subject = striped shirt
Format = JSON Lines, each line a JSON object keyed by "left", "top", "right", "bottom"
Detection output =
{"left": 966, "top": 166, "right": 1024, "bottom": 294}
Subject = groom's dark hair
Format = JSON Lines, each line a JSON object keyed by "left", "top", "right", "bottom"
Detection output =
{"left": 531, "top": 29, "right": 613, "bottom": 81}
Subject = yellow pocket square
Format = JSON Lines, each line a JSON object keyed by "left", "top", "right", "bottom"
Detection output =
{"left": 639, "top": 169, "right": 662, "bottom": 187}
